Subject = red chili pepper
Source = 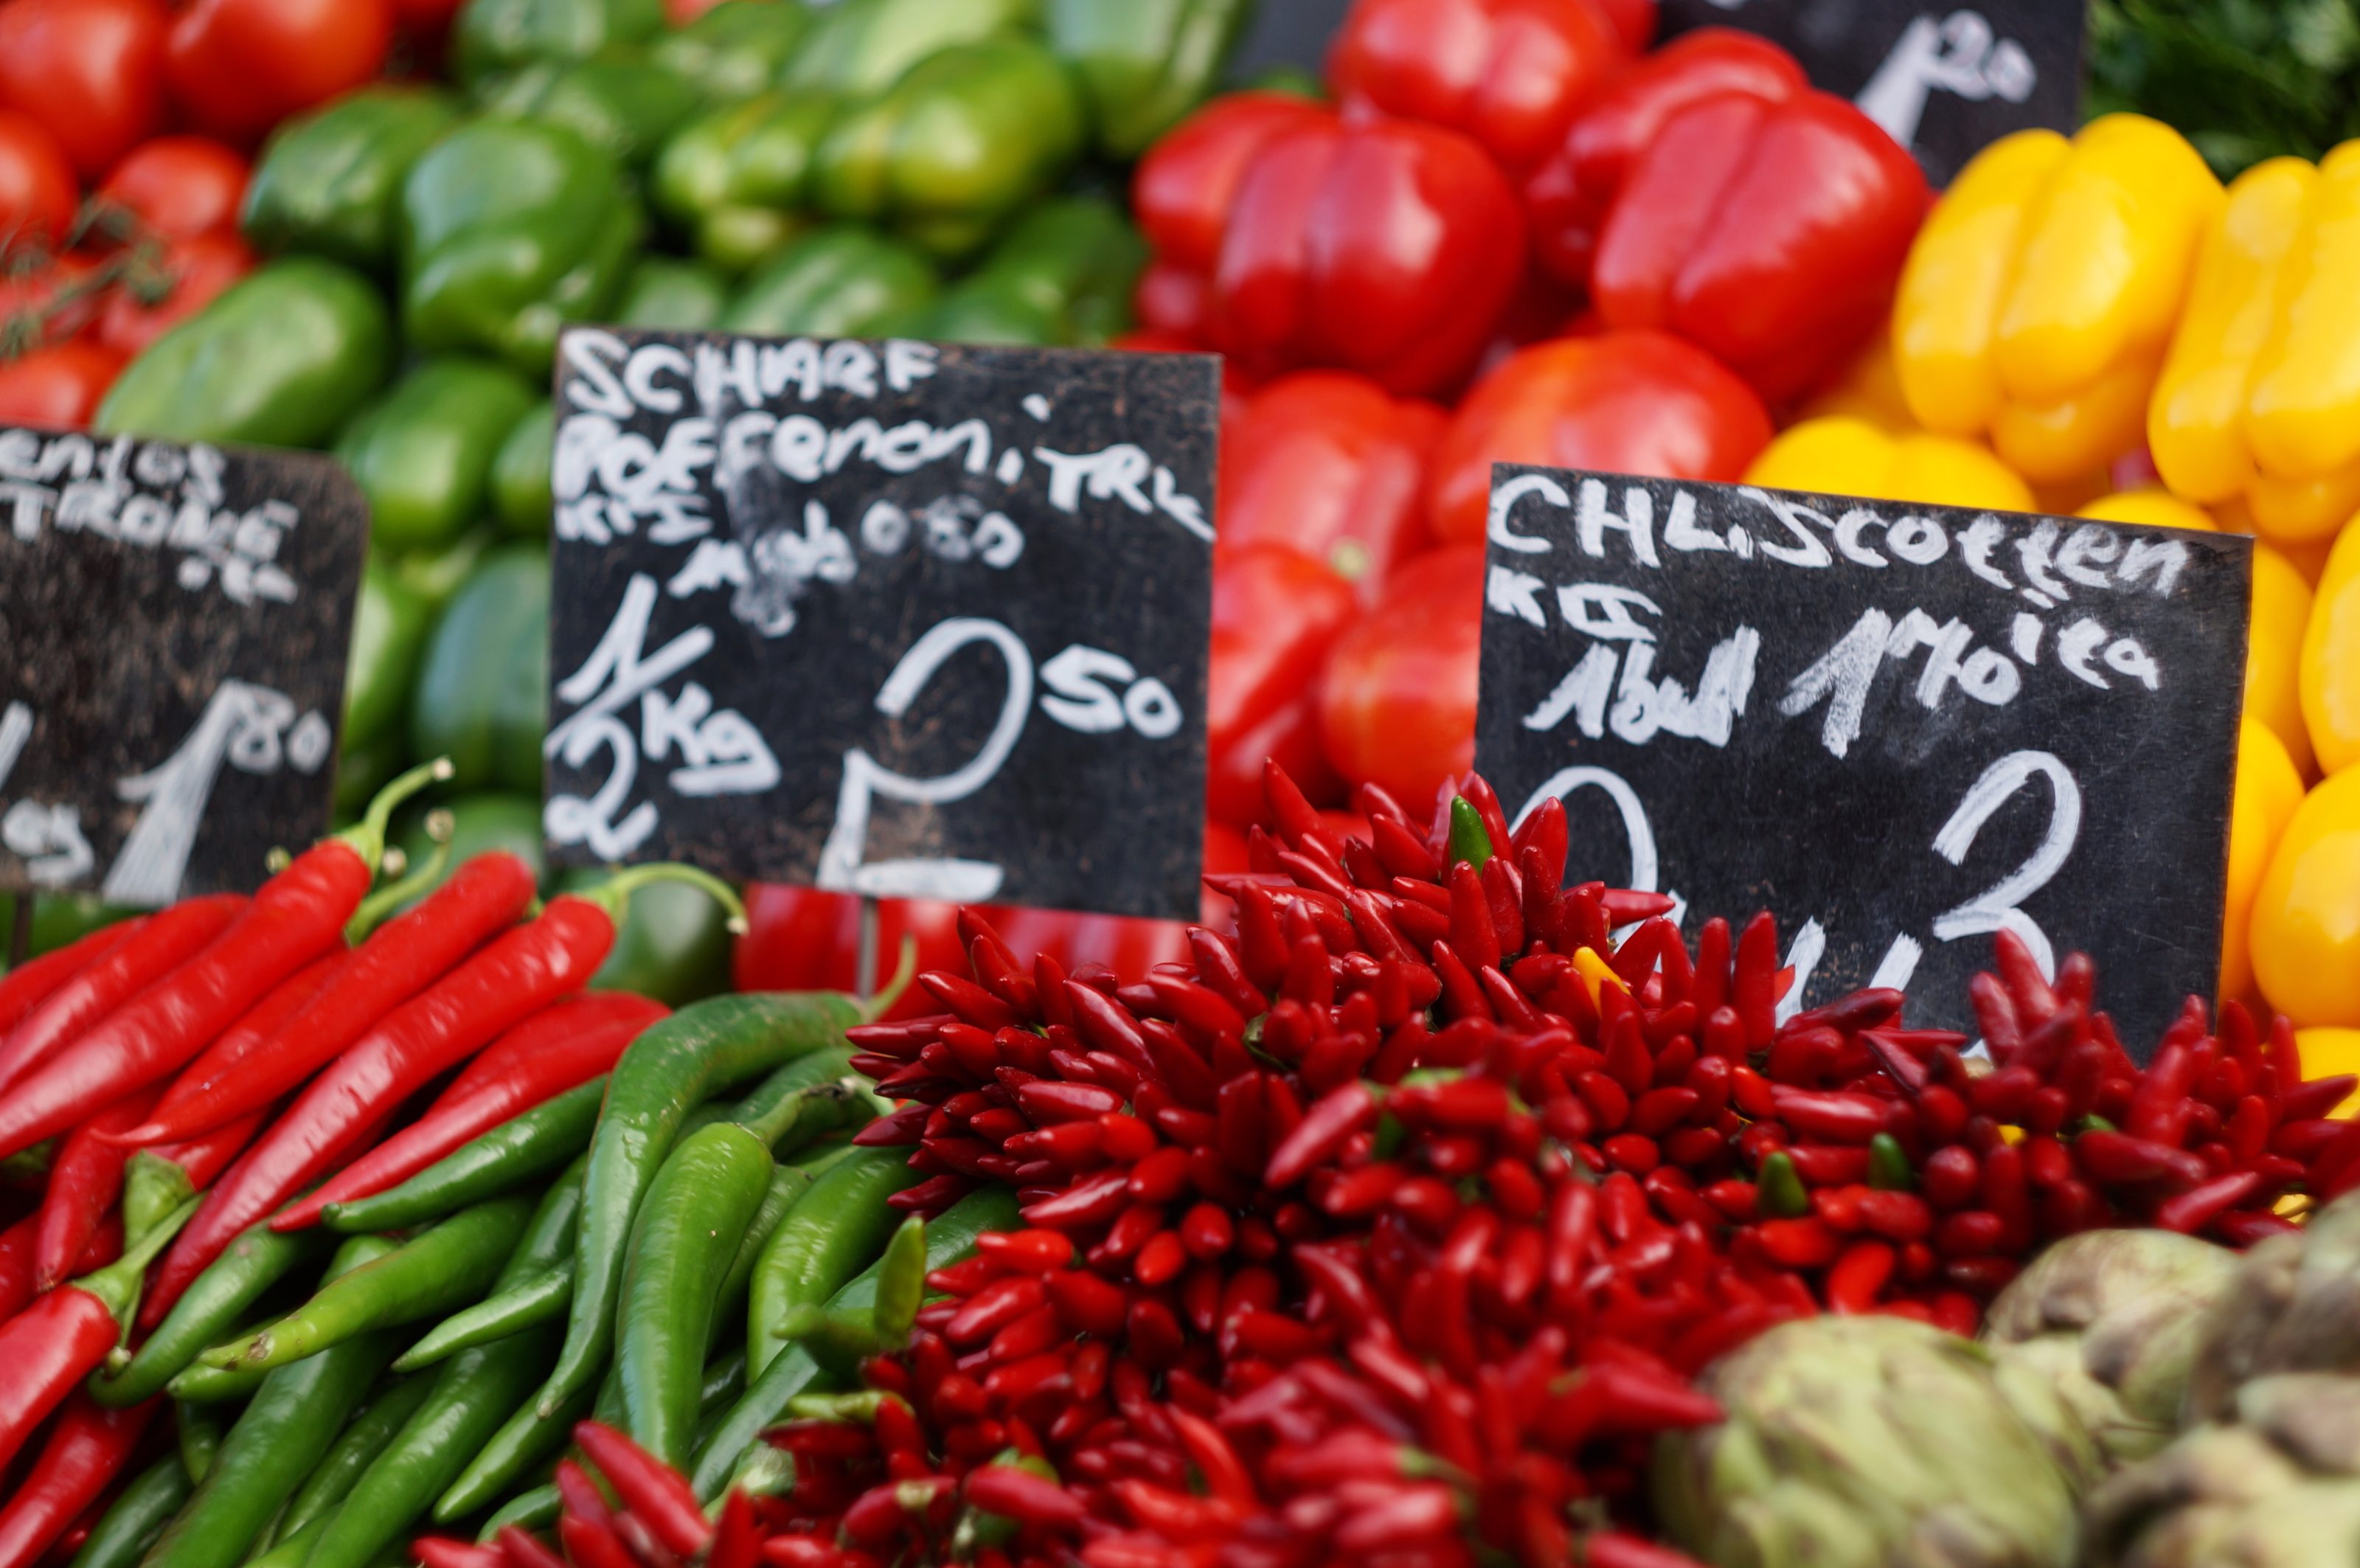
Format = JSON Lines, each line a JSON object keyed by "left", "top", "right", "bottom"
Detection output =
{"left": 0, "top": 920, "right": 149, "bottom": 1046}
{"left": 125, "top": 848, "right": 540, "bottom": 1145}
{"left": 971, "top": 1465, "right": 1091, "bottom": 1534}
{"left": 1265, "top": 1083, "right": 1381, "bottom": 1189}
{"left": 573, "top": 1422, "right": 712, "bottom": 1557}
{"left": 555, "top": 1519, "right": 637, "bottom": 1568}
{"left": 141, "top": 949, "right": 346, "bottom": 1106}
{"left": 1582, "top": 1531, "right": 1715, "bottom": 1568}
{"left": 0, "top": 1392, "right": 154, "bottom": 1568}
{"left": 1825, "top": 1240, "right": 1896, "bottom": 1314}
{"left": 2154, "top": 1170, "right": 2263, "bottom": 1235}
{"left": 412, "top": 1538, "right": 505, "bottom": 1568}
{"left": 32, "top": 1082, "right": 159, "bottom": 1289}
{"left": 495, "top": 1525, "right": 567, "bottom": 1568}
{"left": 0, "top": 901, "right": 235, "bottom": 1097}
{"left": 271, "top": 993, "right": 665, "bottom": 1230}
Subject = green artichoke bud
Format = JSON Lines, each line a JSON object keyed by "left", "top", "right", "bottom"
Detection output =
{"left": 1653, "top": 1315, "right": 2092, "bottom": 1568}
{"left": 1984, "top": 1228, "right": 2239, "bottom": 1465}
{"left": 2083, "top": 1373, "right": 2360, "bottom": 1567}
{"left": 2184, "top": 1190, "right": 2360, "bottom": 1425}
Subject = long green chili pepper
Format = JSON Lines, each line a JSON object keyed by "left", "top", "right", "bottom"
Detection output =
{"left": 475, "top": 1486, "right": 560, "bottom": 1541}
{"left": 705, "top": 1147, "right": 853, "bottom": 1356}
{"left": 698, "top": 1347, "right": 747, "bottom": 1426}
{"left": 164, "top": 1357, "right": 270, "bottom": 1404}
{"left": 178, "top": 1409, "right": 222, "bottom": 1481}
{"left": 805, "top": 1187, "right": 1019, "bottom": 1378}
{"left": 66, "top": 1452, "right": 190, "bottom": 1568}
{"left": 322, "top": 1078, "right": 604, "bottom": 1234}
{"left": 537, "top": 992, "right": 863, "bottom": 1420}
{"left": 432, "top": 1378, "right": 594, "bottom": 1522}
{"left": 91, "top": 1224, "right": 329, "bottom": 1406}
{"left": 202, "top": 1194, "right": 532, "bottom": 1370}
{"left": 748, "top": 1147, "right": 922, "bottom": 1376}
{"left": 395, "top": 1264, "right": 571, "bottom": 1372}
{"left": 279, "top": 1373, "right": 439, "bottom": 1540}
{"left": 142, "top": 1237, "right": 403, "bottom": 1568}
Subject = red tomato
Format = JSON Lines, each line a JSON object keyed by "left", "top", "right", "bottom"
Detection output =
{"left": 1426, "top": 330, "right": 1774, "bottom": 546}
{"left": 165, "top": 0, "right": 392, "bottom": 144}
{"left": 0, "top": 338, "right": 124, "bottom": 426}
{"left": 96, "top": 229, "right": 252, "bottom": 357}
{"left": 1318, "top": 544, "right": 1486, "bottom": 814}
{"left": 0, "top": 0, "right": 167, "bottom": 179}
{"left": 99, "top": 136, "right": 247, "bottom": 238}
{"left": 1207, "top": 544, "right": 1358, "bottom": 828}
{"left": 0, "top": 251, "right": 105, "bottom": 348}
{"left": 0, "top": 110, "right": 76, "bottom": 248}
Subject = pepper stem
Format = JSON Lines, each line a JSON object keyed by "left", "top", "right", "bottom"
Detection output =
{"left": 569, "top": 863, "right": 749, "bottom": 934}
{"left": 347, "top": 811, "right": 453, "bottom": 943}
{"left": 1446, "top": 796, "right": 1493, "bottom": 872}
{"left": 78, "top": 1196, "right": 200, "bottom": 1328}
{"left": 858, "top": 936, "right": 919, "bottom": 1024}
{"left": 335, "top": 758, "right": 454, "bottom": 882}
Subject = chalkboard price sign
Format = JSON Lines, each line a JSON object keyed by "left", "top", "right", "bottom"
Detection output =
{"left": 0, "top": 426, "right": 367, "bottom": 906}
{"left": 1474, "top": 466, "right": 2252, "bottom": 1052}
{"left": 1657, "top": 1, "right": 2083, "bottom": 186}
{"left": 544, "top": 329, "right": 1218, "bottom": 923}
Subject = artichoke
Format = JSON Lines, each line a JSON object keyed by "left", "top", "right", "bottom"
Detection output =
{"left": 2182, "top": 1190, "right": 2360, "bottom": 1423}
{"left": 1982, "top": 1229, "right": 2239, "bottom": 1465}
{"left": 1652, "top": 1315, "right": 2097, "bottom": 1568}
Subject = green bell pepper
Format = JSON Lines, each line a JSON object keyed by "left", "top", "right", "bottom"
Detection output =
{"left": 409, "top": 546, "right": 549, "bottom": 795}
{"left": 96, "top": 259, "right": 392, "bottom": 448}
{"left": 1047, "top": 0, "right": 1257, "bottom": 159}
{"left": 615, "top": 256, "right": 731, "bottom": 330}
{"left": 651, "top": 92, "right": 834, "bottom": 274}
{"left": 333, "top": 729, "right": 407, "bottom": 825}
{"left": 906, "top": 195, "right": 1145, "bottom": 347}
{"left": 555, "top": 867, "right": 732, "bottom": 1007}
{"left": 720, "top": 225, "right": 938, "bottom": 339}
{"left": 785, "top": 0, "right": 1041, "bottom": 97}
{"left": 490, "top": 403, "right": 554, "bottom": 539}
{"left": 396, "top": 793, "right": 546, "bottom": 906}
{"left": 650, "top": 1, "right": 813, "bottom": 104}
{"left": 483, "top": 58, "right": 701, "bottom": 172}
{"left": 336, "top": 359, "right": 540, "bottom": 555}
{"left": 344, "top": 560, "right": 432, "bottom": 754}
{"left": 240, "top": 89, "right": 462, "bottom": 271}
{"left": 401, "top": 118, "right": 642, "bottom": 376}
{"left": 454, "top": 0, "right": 665, "bottom": 85}
{"left": 814, "top": 35, "right": 1086, "bottom": 257}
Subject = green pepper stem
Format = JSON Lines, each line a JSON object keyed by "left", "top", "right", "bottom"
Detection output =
{"left": 568, "top": 863, "right": 749, "bottom": 934}
{"left": 859, "top": 935, "right": 920, "bottom": 1024}
{"left": 1446, "top": 796, "right": 1493, "bottom": 872}
{"left": 78, "top": 1196, "right": 201, "bottom": 1325}
{"left": 347, "top": 812, "right": 454, "bottom": 943}
{"left": 336, "top": 757, "right": 454, "bottom": 880}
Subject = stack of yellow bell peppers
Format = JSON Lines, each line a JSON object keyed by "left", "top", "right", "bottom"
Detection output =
{"left": 1739, "top": 116, "right": 2360, "bottom": 1086}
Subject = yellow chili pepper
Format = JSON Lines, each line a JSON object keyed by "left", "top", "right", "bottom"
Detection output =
{"left": 2151, "top": 143, "right": 2360, "bottom": 548}
{"left": 1894, "top": 116, "right": 2221, "bottom": 485}
{"left": 2251, "top": 766, "right": 2360, "bottom": 1027}
{"left": 2302, "top": 513, "right": 2360, "bottom": 775}
{"left": 2224, "top": 718, "right": 2304, "bottom": 1002}
{"left": 1742, "top": 416, "right": 2034, "bottom": 513}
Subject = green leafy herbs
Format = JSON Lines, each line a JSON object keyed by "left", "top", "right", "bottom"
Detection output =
{"left": 2087, "top": 0, "right": 2360, "bottom": 176}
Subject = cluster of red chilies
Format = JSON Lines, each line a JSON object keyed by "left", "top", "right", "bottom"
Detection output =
{"left": 725, "top": 761, "right": 2351, "bottom": 1567}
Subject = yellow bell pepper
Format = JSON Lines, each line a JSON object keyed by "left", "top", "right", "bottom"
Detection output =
{"left": 1802, "top": 327, "right": 1915, "bottom": 434}
{"left": 2252, "top": 766, "right": 2360, "bottom": 1027}
{"left": 1894, "top": 116, "right": 2222, "bottom": 485}
{"left": 2302, "top": 513, "right": 2360, "bottom": 775}
{"left": 2294, "top": 1029, "right": 2360, "bottom": 1115}
{"left": 2150, "top": 143, "right": 2360, "bottom": 547}
{"left": 1742, "top": 416, "right": 2034, "bottom": 513}
{"left": 2224, "top": 718, "right": 2305, "bottom": 1002}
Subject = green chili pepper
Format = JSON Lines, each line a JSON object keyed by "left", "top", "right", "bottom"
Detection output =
{"left": 1867, "top": 1133, "right": 1914, "bottom": 1191}
{"left": 344, "top": 561, "right": 433, "bottom": 759}
{"left": 613, "top": 257, "right": 732, "bottom": 333}
{"left": 164, "top": 1357, "right": 271, "bottom": 1404}
{"left": 1757, "top": 1151, "right": 1811, "bottom": 1219}
{"left": 475, "top": 1486, "right": 561, "bottom": 1541}
{"left": 490, "top": 402, "right": 555, "bottom": 540}
{"left": 178, "top": 1409, "right": 222, "bottom": 1482}
{"left": 201, "top": 1195, "right": 532, "bottom": 1372}
{"left": 1447, "top": 797, "right": 1493, "bottom": 871}
{"left": 719, "top": 224, "right": 938, "bottom": 338}
{"left": 240, "top": 88, "right": 462, "bottom": 271}
{"left": 651, "top": 93, "right": 833, "bottom": 273}
{"left": 1047, "top": 0, "right": 1257, "bottom": 158}
{"left": 749, "top": 1147, "right": 922, "bottom": 1376}
{"left": 536, "top": 992, "right": 862, "bottom": 1423}
{"left": 650, "top": 1, "right": 812, "bottom": 103}
{"left": 905, "top": 195, "right": 1145, "bottom": 347}
{"left": 409, "top": 546, "right": 549, "bottom": 796}
{"left": 485, "top": 59, "right": 701, "bottom": 172}
{"left": 395, "top": 1264, "right": 571, "bottom": 1373}
{"left": 871, "top": 1216, "right": 928, "bottom": 1350}
{"left": 706, "top": 1159, "right": 831, "bottom": 1358}
{"left": 813, "top": 36, "right": 1087, "bottom": 258}
{"left": 95, "top": 259, "right": 393, "bottom": 448}
{"left": 785, "top": 0, "right": 1036, "bottom": 97}
{"left": 337, "top": 359, "right": 541, "bottom": 555}
{"left": 66, "top": 1453, "right": 190, "bottom": 1568}
{"left": 434, "top": 1379, "right": 595, "bottom": 1524}
{"left": 142, "top": 1238, "right": 403, "bottom": 1568}
{"left": 454, "top": 0, "right": 664, "bottom": 85}
{"left": 91, "top": 1224, "right": 330, "bottom": 1407}
{"left": 237, "top": 1517, "right": 326, "bottom": 1568}
{"left": 698, "top": 1347, "right": 748, "bottom": 1427}
{"left": 278, "top": 1375, "right": 440, "bottom": 1540}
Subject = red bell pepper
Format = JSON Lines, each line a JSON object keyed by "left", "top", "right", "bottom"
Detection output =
{"left": 1328, "top": 0, "right": 1634, "bottom": 173}
{"left": 1219, "top": 372, "right": 1446, "bottom": 594}
{"left": 1426, "top": 330, "right": 1773, "bottom": 546}
{"left": 1592, "top": 87, "right": 1930, "bottom": 405}
{"left": 1207, "top": 544, "right": 1358, "bottom": 829}
{"left": 1318, "top": 544, "right": 1488, "bottom": 814}
{"left": 1524, "top": 29, "right": 1807, "bottom": 291}
{"left": 1212, "top": 112, "right": 1526, "bottom": 396}
{"left": 1132, "top": 91, "right": 1331, "bottom": 344}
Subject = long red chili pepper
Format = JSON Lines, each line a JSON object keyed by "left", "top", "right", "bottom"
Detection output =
{"left": 573, "top": 1422, "right": 713, "bottom": 1557}
{"left": 141, "top": 948, "right": 349, "bottom": 1111}
{"left": 0, "top": 902, "right": 234, "bottom": 1096}
{"left": 0, "top": 1211, "right": 39, "bottom": 1322}
{"left": 0, "top": 920, "right": 150, "bottom": 1041}
{"left": 0, "top": 1198, "right": 192, "bottom": 1471}
{"left": 144, "top": 867, "right": 729, "bottom": 1319}
{"left": 32, "top": 1083, "right": 162, "bottom": 1289}
{"left": 0, "top": 761, "right": 449, "bottom": 1164}
{"left": 118, "top": 847, "right": 537, "bottom": 1148}
{"left": 125, "top": 1111, "right": 267, "bottom": 1236}
{"left": 0, "top": 1394, "right": 156, "bottom": 1568}
{"left": 271, "top": 993, "right": 667, "bottom": 1231}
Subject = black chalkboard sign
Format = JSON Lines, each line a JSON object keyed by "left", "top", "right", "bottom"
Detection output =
{"left": 1473, "top": 465, "right": 2251, "bottom": 1052}
{"left": 0, "top": 426, "right": 367, "bottom": 906}
{"left": 1231, "top": 0, "right": 1352, "bottom": 78}
{"left": 543, "top": 329, "right": 1217, "bottom": 922}
{"left": 1659, "top": 1, "right": 2083, "bottom": 186}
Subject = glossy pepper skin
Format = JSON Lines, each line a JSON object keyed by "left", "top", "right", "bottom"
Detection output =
{"left": 400, "top": 119, "right": 642, "bottom": 376}
{"left": 482, "top": 60, "right": 701, "bottom": 174}
{"left": 1219, "top": 371, "right": 1446, "bottom": 596}
{"left": 240, "top": 89, "right": 459, "bottom": 272}
{"left": 1329, "top": 0, "right": 1631, "bottom": 173}
{"left": 652, "top": 94, "right": 841, "bottom": 274}
{"left": 336, "top": 359, "right": 539, "bottom": 555}
{"left": 1047, "top": 0, "right": 1256, "bottom": 160}
{"left": 648, "top": 1, "right": 812, "bottom": 105}
{"left": 1319, "top": 544, "right": 1488, "bottom": 812}
{"left": 1213, "top": 111, "right": 1525, "bottom": 397}
{"left": 410, "top": 548, "right": 550, "bottom": 797}
{"left": 1207, "top": 544, "right": 1356, "bottom": 828}
{"left": 1743, "top": 415, "right": 2033, "bottom": 513}
{"left": 2224, "top": 718, "right": 2304, "bottom": 1003}
{"left": 2252, "top": 764, "right": 2360, "bottom": 1027}
{"left": 1426, "top": 330, "right": 1773, "bottom": 545}
{"left": 454, "top": 0, "right": 663, "bottom": 85}
{"left": 2150, "top": 142, "right": 2360, "bottom": 547}
{"left": 1894, "top": 115, "right": 2224, "bottom": 485}
{"left": 814, "top": 35, "right": 1087, "bottom": 260}
{"left": 2302, "top": 516, "right": 2360, "bottom": 777}
{"left": 344, "top": 560, "right": 431, "bottom": 757}
{"left": 718, "top": 225, "right": 939, "bottom": 339}
{"left": 95, "top": 258, "right": 391, "bottom": 447}
{"left": 784, "top": 0, "right": 1035, "bottom": 100}
{"left": 1593, "top": 88, "right": 1929, "bottom": 406}
{"left": 1129, "top": 90, "right": 1329, "bottom": 341}
{"left": 903, "top": 196, "right": 1145, "bottom": 347}
{"left": 1524, "top": 29, "right": 1804, "bottom": 291}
